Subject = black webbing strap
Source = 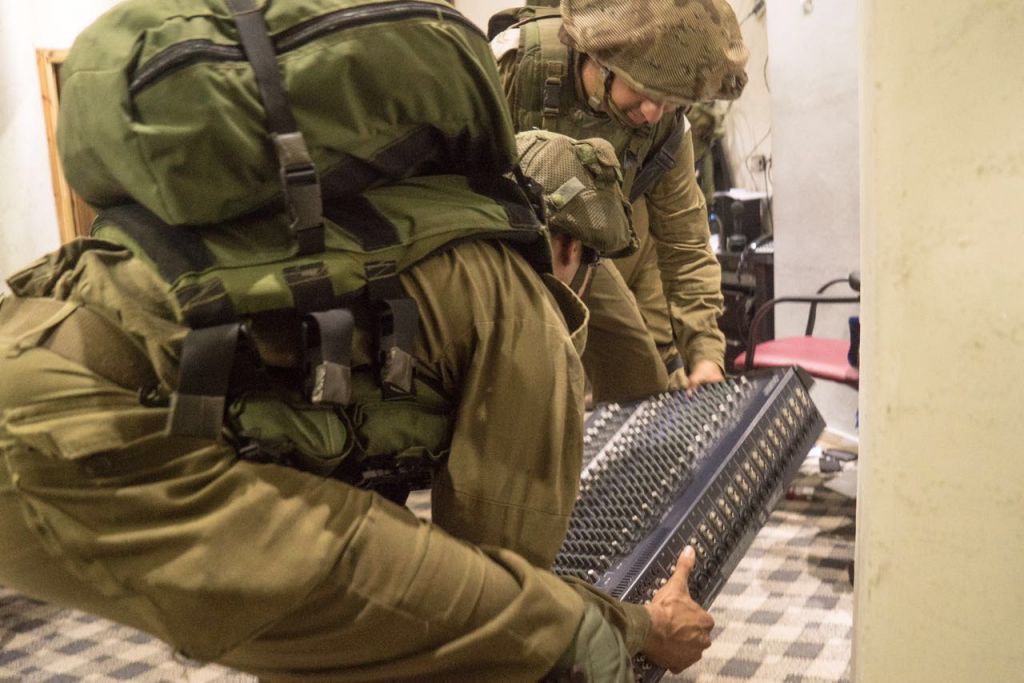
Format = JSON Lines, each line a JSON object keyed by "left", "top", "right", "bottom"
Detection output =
{"left": 304, "top": 309, "right": 355, "bottom": 406}
{"left": 284, "top": 262, "right": 336, "bottom": 313}
{"left": 568, "top": 261, "right": 589, "bottom": 294}
{"left": 542, "top": 60, "right": 566, "bottom": 129}
{"left": 99, "top": 204, "right": 216, "bottom": 283}
{"left": 629, "top": 114, "right": 687, "bottom": 203}
{"left": 512, "top": 164, "right": 547, "bottom": 226}
{"left": 377, "top": 298, "right": 418, "bottom": 399}
{"left": 226, "top": 0, "right": 324, "bottom": 255}
{"left": 366, "top": 262, "right": 419, "bottom": 399}
{"left": 166, "top": 323, "right": 242, "bottom": 439}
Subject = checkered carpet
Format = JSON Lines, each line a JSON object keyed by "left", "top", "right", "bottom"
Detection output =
{"left": 668, "top": 466, "right": 856, "bottom": 683}
{"left": 1, "top": 451, "right": 855, "bottom": 682}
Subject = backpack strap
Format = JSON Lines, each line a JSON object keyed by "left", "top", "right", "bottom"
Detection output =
{"left": 303, "top": 309, "right": 355, "bottom": 406}
{"left": 366, "top": 261, "right": 420, "bottom": 400}
{"left": 166, "top": 322, "right": 245, "bottom": 439}
{"left": 227, "top": 0, "right": 324, "bottom": 255}
{"left": 542, "top": 59, "right": 567, "bottom": 130}
{"left": 629, "top": 112, "right": 687, "bottom": 203}
{"left": 98, "top": 204, "right": 239, "bottom": 327}
{"left": 534, "top": 14, "right": 574, "bottom": 131}
{"left": 503, "top": 12, "right": 574, "bottom": 133}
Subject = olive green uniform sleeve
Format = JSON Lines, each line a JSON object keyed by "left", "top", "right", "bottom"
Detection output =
{"left": 401, "top": 241, "right": 588, "bottom": 569}
{"left": 645, "top": 128, "right": 726, "bottom": 373}
{"left": 0, "top": 240, "right": 650, "bottom": 680}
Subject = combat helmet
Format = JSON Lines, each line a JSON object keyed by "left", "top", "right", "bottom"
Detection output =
{"left": 517, "top": 130, "right": 637, "bottom": 259}
{"left": 560, "top": 0, "right": 749, "bottom": 106}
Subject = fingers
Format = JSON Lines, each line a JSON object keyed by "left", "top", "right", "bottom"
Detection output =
{"left": 666, "top": 367, "right": 690, "bottom": 391}
{"left": 671, "top": 545, "right": 696, "bottom": 586}
{"left": 687, "top": 360, "right": 725, "bottom": 389}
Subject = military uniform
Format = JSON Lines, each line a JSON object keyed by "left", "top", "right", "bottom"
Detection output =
{"left": 0, "top": 237, "right": 649, "bottom": 680}
{"left": 495, "top": 8, "right": 745, "bottom": 401}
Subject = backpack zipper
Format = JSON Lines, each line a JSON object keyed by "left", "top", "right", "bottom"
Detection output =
{"left": 129, "top": 1, "right": 483, "bottom": 97}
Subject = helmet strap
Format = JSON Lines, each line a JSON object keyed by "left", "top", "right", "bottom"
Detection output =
{"left": 586, "top": 63, "right": 612, "bottom": 111}
{"left": 590, "top": 67, "right": 644, "bottom": 129}
{"left": 569, "top": 260, "right": 591, "bottom": 294}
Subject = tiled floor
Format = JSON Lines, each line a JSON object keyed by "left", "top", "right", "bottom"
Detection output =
{"left": 672, "top": 470, "right": 856, "bottom": 682}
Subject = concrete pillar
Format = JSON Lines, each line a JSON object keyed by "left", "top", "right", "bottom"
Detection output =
{"left": 856, "top": 1, "right": 1024, "bottom": 680}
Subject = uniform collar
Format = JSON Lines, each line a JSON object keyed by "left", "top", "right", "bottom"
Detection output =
{"left": 541, "top": 273, "right": 590, "bottom": 357}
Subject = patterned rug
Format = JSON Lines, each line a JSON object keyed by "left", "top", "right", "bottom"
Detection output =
{"left": 0, "top": 450, "right": 855, "bottom": 683}
{"left": 670, "top": 479, "right": 855, "bottom": 682}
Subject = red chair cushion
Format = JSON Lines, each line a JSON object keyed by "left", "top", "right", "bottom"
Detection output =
{"left": 734, "top": 337, "right": 859, "bottom": 386}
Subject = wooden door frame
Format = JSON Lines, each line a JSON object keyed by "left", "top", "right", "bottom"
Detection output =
{"left": 36, "top": 48, "right": 95, "bottom": 243}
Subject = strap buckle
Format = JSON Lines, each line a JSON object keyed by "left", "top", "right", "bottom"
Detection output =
{"left": 273, "top": 132, "right": 325, "bottom": 254}
{"left": 301, "top": 309, "right": 355, "bottom": 406}
{"left": 366, "top": 262, "right": 419, "bottom": 400}
{"left": 542, "top": 60, "right": 566, "bottom": 125}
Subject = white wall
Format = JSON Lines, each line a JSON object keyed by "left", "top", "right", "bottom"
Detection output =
{"left": 721, "top": 1, "right": 772, "bottom": 196}
{"left": 857, "top": 1, "right": 1024, "bottom": 680}
{"left": 0, "top": 0, "right": 120, "bottom": 286}
{"left": 764, "top": 0, "right": 860, "bottom": 436}
{"left": 454, "top": 0, "right": 509, "bottom": 33}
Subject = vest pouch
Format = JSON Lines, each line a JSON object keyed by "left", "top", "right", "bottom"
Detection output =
{"left": 348, "top": 371, "right": 452, "bottom": 466}
{"left": 229, "top": 391, "right": 355, "bottom": 476}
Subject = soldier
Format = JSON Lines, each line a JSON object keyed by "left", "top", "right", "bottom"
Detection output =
{"left": 516, "top": 129, "right": 639, "bottom": 298}
{"left": 0, "top": 153, "right": 714, "bottom": 682}
{"left": 0, "top": 44, "right": 712, "bottom": 683}
{"left": 493, "top": 0, "right": 750, "bottom": 402}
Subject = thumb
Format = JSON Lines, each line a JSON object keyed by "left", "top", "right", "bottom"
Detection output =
{"left": 670, "top": 545, "right": 697, "bottom": 587}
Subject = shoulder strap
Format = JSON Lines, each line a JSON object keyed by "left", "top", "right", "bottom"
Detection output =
{"left": 629, "top": 112, "right": 687, "bottom": 203}
{"left": 509, "top": 13, "right": 573, "bottom": 131}
{"left": 226, "top": 0, "right": 324, "bottom": 255}
{"left": 488, "top": 6, "right": 528, "bottom": 40}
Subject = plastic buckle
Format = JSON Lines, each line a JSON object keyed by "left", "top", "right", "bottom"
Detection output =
{"left": 273, "top": 132, "right": 324, "bottom": 252}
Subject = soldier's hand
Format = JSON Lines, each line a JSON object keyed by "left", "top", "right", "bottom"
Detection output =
{"left": 642, "top": 546, "right": 715, "bottom": 673}
{"left": 666, "top": 366, "right": 690, "bottom": 392}
{"left": 687, "top": 359, "right": 724, "bottom": 389}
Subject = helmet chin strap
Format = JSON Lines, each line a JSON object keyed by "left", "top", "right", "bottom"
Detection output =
{"left": 569, "top": 260, "right": 591, "bottom": 294}
{"left": 605, "top": 90, "right": 642, "bottom": 129}
{"left": 587, "top": 64, "right": 646, "bottom": 130}
{"left": 586, "top": 63, "right": 613, "bottom": 111}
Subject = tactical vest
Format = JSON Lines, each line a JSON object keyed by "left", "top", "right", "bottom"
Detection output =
{"left": 46, "top": 0, "right": 553, "bottom": 500}
{"left": 499, "top": 12, "right": 687, "bottom": 203}
{"left": 89, "top": 177, "right": 548, "bottom": 499}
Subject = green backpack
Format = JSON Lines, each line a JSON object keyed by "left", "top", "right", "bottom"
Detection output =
{"left": 56, "top": 0, "right": 550, "bottom": 486}
{"left": 59, "top": 0, "right": 527, "bottom": 230}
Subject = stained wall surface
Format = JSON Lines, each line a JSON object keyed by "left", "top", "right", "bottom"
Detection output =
{"left": 856, "top": 0, "right": 1024, "bottom": 679}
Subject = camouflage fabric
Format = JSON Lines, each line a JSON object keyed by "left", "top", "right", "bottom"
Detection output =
{"left": 560, "top": 0, "right": 749, "bottom": 105}
{"left": 516, "top": 130, "right": 637, "bottom": 257}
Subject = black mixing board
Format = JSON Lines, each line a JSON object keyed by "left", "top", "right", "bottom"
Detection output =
{"left": 552, "top": 368, "right": 825, "bottom": 681}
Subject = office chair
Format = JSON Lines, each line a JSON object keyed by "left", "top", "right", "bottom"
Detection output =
{"left": 734, "top": 271, "right": 860, "bottom": 490}
{"left": 734, "top": 271, "right": 861, "bottom": 388}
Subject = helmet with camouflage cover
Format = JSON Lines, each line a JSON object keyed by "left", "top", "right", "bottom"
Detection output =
{"left": 560, "top": 0, "right": 749, "bottom": 105}
{"left": 516, "top": 130, "right": 637, "bottom": 258}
